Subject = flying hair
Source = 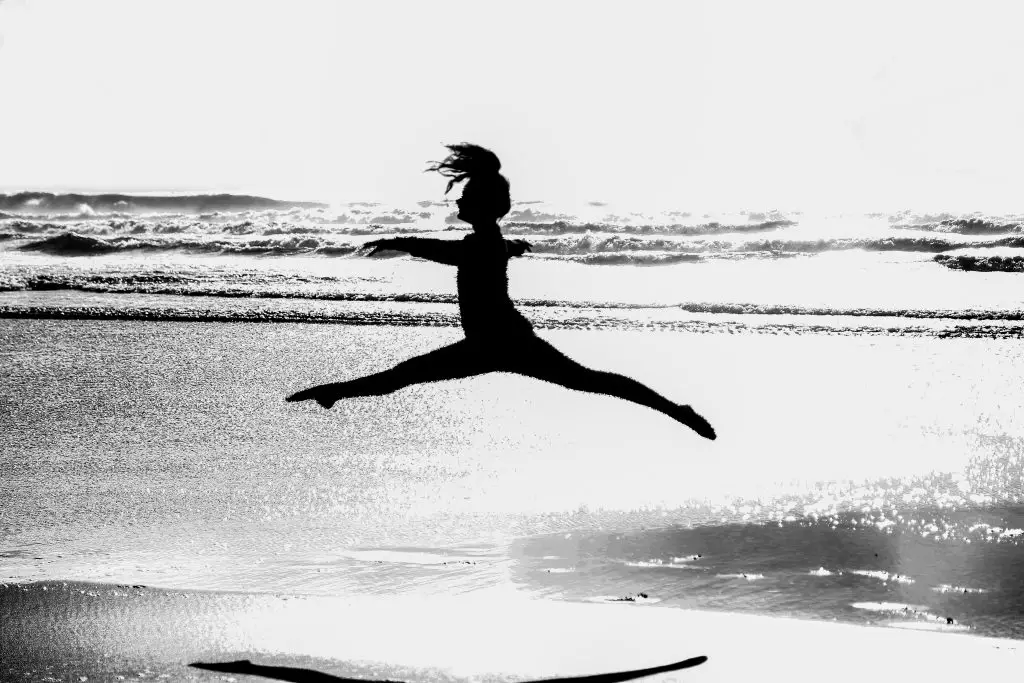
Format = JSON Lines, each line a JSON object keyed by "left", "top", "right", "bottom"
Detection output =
{"left": 426, "top": 143, "right": 504, "bottom": 195}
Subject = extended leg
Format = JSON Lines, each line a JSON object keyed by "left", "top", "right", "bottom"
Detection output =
{"left": 287, "top": 339, "right": 492, "bottom": 409}
{"left": 505, "top": 337, "right": 716, "bottom": 439}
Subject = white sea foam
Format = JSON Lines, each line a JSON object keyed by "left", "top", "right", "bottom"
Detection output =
{"left": 851, "top": 602, "right": 928, "bottom": 613}
{"left": 851, "top": 570, "right": 914, "bottom": 584}
{"left": 625, "top": 560, "right": 700, "bottom": 570}
{"left": 585, "top": 594, "right": 662, "bottom": 604}
{"left": 852, "top": 603, "right": 967, "bottom": 631}
{"left": 933, "top": 584, "right": 988, "bottom": 594}
{"left": 887, "top": 621, "right": 971, "bottom": 632}
{"left": 671, "top": 554, "right": 703, "bottom": 563}
{"left": 717, "top": 573, "right": 765, "bottom": 581}
{"left": 333, "top": 550, "right": 481, "bottom": 566}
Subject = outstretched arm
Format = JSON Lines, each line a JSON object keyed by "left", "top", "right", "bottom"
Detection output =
{"left": 505, "top": 238, "right": 533, "bottom": 258}
{"left": 363, "top": 237, "right": 464, "bottom": 266}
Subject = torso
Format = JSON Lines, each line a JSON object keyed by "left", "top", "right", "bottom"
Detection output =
{"left": 456, "top": 234, "right": 533, "bottom": 339}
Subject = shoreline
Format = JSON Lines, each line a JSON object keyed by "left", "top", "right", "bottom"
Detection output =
{"left": 3, "top": 290, "right": 1024, "bottom": 338}
{"left": 2, "top": 580, "right": 1019, "bottom": 682}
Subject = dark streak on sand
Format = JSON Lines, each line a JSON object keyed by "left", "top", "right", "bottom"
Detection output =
{"left": 190, "top": 655, "right": 709, "bottom": 683}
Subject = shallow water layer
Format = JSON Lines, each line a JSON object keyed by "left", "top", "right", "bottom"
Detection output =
{"left": 4, "top": 580, "right": 1016, "bottom": 683}
{"left": 1, "top": 316, "right": 1022, "bottom": 638}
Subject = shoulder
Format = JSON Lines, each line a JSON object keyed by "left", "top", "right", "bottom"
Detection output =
{"left": 463, "top": 233, "right": 505, "bottom": 251}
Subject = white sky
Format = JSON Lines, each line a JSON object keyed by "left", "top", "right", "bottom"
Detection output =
{"left": 1, "top": 0, "right": 1022, "bottom": 211}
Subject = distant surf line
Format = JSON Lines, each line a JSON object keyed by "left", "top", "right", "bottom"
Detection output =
{"left": 2, "top": 303, "right": 1023, "bottom": 338}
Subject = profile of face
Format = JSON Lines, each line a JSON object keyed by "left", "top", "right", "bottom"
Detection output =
{"left": 455, "top": 185, "right": 487, "bottom": 226}
{"left": 454, "top": 179, "right": 510, "bottom": 229}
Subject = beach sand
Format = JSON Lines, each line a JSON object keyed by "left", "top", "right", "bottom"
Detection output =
{"left": 2, "top": 580, "right": 1019, "bottom": 682}
{"left": 3, "top": 317, "right": 1023, "bottom": 680}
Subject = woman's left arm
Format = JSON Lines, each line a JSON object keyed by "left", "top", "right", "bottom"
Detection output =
{"left": 505, "top": 239, "right": 533, "bottom": 258}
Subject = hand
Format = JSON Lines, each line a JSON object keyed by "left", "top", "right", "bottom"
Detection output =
{"left": 507, "top": 238, "right": 533, "bottom": 257}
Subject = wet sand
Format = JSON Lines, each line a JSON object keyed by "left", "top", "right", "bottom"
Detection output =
{"left": 3, "top": 318, "right": 1024, "bottom": 680}
{"left": 2, "top": 580, "right": 1019, "bottom": 682}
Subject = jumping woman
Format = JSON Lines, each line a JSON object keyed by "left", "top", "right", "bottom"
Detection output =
{"left": 287, "top": 144, "right": 716, "bottom": 440}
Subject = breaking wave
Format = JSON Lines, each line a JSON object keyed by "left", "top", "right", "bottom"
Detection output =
{"left": 0, "top": 192, "right": 325, "bottom": 216}
{"left": 558, "top": 252, "right": 706, "bottom": 266}
{"left": 500, "top": 219, "right": 795, "bottom": 236}
{"left": 18, "top": 232, "right": 359, "bottom": 257}
{"left": 3, "top": 271, "right": 1024, "bottom": 326}
{"left": 894, "top": 217, "right": 1024, "bottom": 235}
{"left": 18, "top": 230, "right": 1024, "bottom": 261}
{"left": 528, "top": 234, "right": 1024, "bottom": 258}
{"left": 934, "top": 254, "right": 1024, "bottom": 272}
{"left": 4, "top": 303, "right": 1022, "bottom": 338}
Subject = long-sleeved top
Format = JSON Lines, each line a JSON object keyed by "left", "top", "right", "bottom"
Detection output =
{"left": 387, "top": 234, "right": 533, "bottom": 339}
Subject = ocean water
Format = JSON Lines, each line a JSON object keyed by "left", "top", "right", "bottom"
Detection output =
{"left": 2, "top": 193, "right": 1023, "bottom": 640}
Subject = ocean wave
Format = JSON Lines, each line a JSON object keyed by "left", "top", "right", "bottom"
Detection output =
{"left": 0, "top": 217, "right": 442, "bottom": 239}
{"left": 529, "top": 234, "right": 1024, "bottom": 257}
{"left": 557, "top": 252, "right": 706, "bottom": 266}
{"left": 6, "top": 215, "right": 1024, "bottom": 261}
{"left": 851, "top": 602, "right": 929, "bottom": 613}
{"left": 586, "top": 593, "right": 661, "bottom": 604}
{"left": 934, "top": 254, "right": 1024, "bottom": 272}
{"left": 3, "top": 302, "right": 1023, "bottom": 337}
{"left": 850, "top": 602, "right": 964, "bottom": 629}
{"left": 672, "top": 554, "right": 704, "bottom": 563}
{"left": 20, "top": 233, "right": 138, "bottom": 254}
{"left": 933, "top": 584, "right": 989, "bottom": 594}
{"left": 0, "top": 192, "right": 326, "bottom": 216}
{"left": 500, "top": 219, "right": 794, "bottom": 236}
{"left": 895, "top": 217, "right": 1024, "bottom": 235}
{"left": 3, "top": 271, "right": 1024, "bottom": 324}
{"left": 850, "top": 570, "right": 914, "bottom": 584}
{"left": 18, "top": 232, "right": 361, "bottom": 257}
{"left": 665, "top": 302, "right": 1024, "bottom": 321}
{"left": 716, "top": 573, "right": 765, "bottom": 580}
{"left": 3, "top": 220, "right": 69, "bottom": 234}
{"left": 624, "top": 559, "right": 700, "bottom": 570}
{"left": 0, "top": 304, "right": 463, "bottom": 327}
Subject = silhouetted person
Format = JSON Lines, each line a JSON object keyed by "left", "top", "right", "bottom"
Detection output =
{"left": 288, "top": 144, "right": 715, "bottom": 439}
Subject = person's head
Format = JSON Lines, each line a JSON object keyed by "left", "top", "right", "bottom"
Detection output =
{"left": 428, "top": 143, "right": 510, "bottom": 231}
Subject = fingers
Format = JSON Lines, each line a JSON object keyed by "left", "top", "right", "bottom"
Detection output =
{"left": 286, "top": 389, "right": 313, "bottom": 402}
{"left": 287, "top": 388, "right": 337, "bottom": 409}
{"left": 508, "top": 239, "right": 532, "bottom": 255}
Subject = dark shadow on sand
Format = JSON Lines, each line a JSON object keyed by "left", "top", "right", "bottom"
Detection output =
{"left": 191, "top": 655, "right": 708, "bottom": 682}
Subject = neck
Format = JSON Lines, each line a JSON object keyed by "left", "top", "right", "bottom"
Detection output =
{"left": 471, "top": 221, "right": 501, "bottom": 237}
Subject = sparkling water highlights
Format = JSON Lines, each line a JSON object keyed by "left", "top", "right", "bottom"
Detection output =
{"left": 2, "top": 195, "right": 1023, "bottom": 641}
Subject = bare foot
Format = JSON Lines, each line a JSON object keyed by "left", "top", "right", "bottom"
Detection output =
{"left": 286, "top": 387, "right": 337, "bottom": 410}
{"left": 674, "top": 404, "right": 716, "bottom": 440}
